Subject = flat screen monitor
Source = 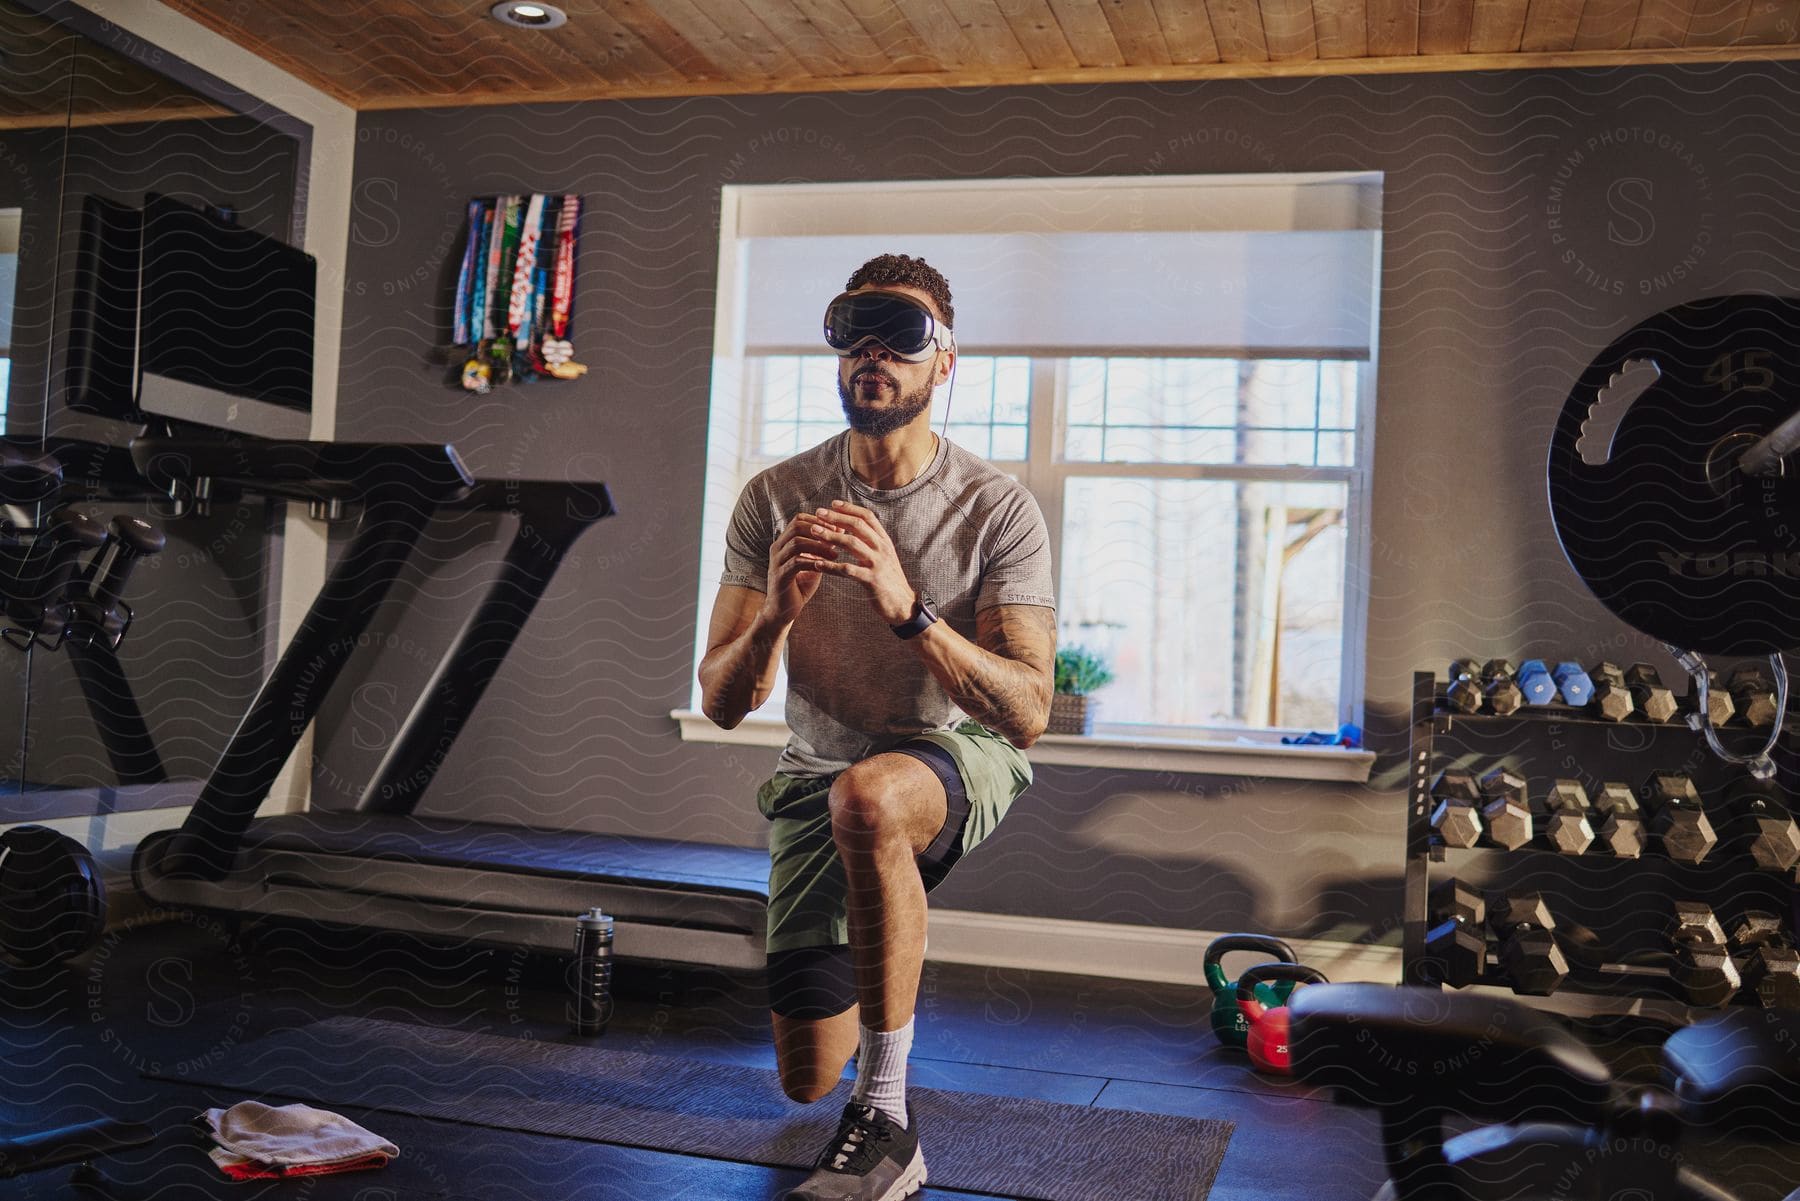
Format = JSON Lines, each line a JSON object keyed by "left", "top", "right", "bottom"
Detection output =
{"left": 64, "top": 195, "right": 142, "bottom": 419}
{"left": 65, "top": 193, "right": 315, "bottom": 439}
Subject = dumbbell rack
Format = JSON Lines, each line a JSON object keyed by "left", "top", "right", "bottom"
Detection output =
{"left": 1403, "top": 669, "right": 1800, "bottom": 1021}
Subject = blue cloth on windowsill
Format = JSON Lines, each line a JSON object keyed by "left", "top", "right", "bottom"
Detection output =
{"left": 1279, "top": 723, "right": 1362, "bottom": 749}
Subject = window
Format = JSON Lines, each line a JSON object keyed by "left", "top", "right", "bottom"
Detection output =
{"left": 694, "top": 176, "right": 1380, "bottom": 741}
{"left": 0, "top": 208, "right": 17, "bottom": 429}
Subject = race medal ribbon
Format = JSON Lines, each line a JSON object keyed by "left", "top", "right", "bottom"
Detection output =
{"left": 452, "top": 199, "right": 483, "bottom": 347}
{"left": 488, "top": 195, "right": 524, "bottom": 384}
{"left": 541, "top": 193, "right": 585, "bottom": 379}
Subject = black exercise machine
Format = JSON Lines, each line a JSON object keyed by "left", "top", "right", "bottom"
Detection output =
{"left": 0, "top": 1117, "right": 157, "bottom": 1189}
{"left": 1292, "top": 983, "right": 1800, "bottom": 1200}
{"left": 126, "top": 435, "right": 771, "bottom": 971}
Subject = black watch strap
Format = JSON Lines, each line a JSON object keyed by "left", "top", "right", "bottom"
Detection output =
{"left": 891, "top": 594, "right": 939, "bottom": 640}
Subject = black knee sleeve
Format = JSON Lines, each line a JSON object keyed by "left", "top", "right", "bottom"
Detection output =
{"left": 768, "top": 944, "right": 857, "bottom": 1019}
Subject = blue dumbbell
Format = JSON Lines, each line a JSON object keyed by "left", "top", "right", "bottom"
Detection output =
{"left": 1517, "top": 659, "right": 1557, "bottom": 706}
{"left": 1552, "top": 661, "right": 1594, "bottom": 707}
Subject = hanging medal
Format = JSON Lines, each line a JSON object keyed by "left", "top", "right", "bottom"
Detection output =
{"left": 503, "top": 192, "right": 547, "bottom": 383}
{"left": 525, "top": 263, "right": 551, "bottom": 378}
{"left": 541, "top": 193, "right": 586, "bottom": 380}
{"left": 460, "top": 201, "right": 495, "bottom": 392}
{"left": 482, "top": 195, "right": 508, "bottom": 344}
{"left": 451, "top": 199, "right": 482, "bottom": 347}
{"left": 488, "top": 195, "right": 523, "bottom": 385}
{"left": 461, "top": 357, "right": 492, "bottom": 394}
{"left": 523, "top": 194, "right": 561, "bottom": 378}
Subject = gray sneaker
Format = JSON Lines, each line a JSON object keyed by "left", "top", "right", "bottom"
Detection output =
{"left": 779, "top": 1101, "right": 927, "bottom": 1200}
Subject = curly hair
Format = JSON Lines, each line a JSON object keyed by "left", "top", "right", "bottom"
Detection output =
{"left": 844, "top": 254, "right": 954, "bottom": 329}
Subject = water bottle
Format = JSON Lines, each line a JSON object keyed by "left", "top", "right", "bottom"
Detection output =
{"left": 570, "top": 907, "right": 614, "bottom": 1036}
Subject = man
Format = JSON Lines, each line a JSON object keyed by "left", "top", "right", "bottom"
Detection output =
{"left": 697, "top": 253, "right": 1056, "bottom": 1201}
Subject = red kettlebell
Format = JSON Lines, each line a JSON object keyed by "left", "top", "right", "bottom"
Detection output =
{"left": 1236, "top": 962, "right": 1329, "bottom": 1074}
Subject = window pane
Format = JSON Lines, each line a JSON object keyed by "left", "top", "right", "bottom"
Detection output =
{"left": 800, "top": 358, "right": 842, "bottom": 423}
{"left": 1060, "top": 477, "right": 1347, "bottom": 730}
{"left": 798, "top": 423, "right": 841, "bottom": 450}
{"left": 1065, "top": 426, "right": 1103, "bottom": 461}
{"left": 947, "top": 424, "right": 992, "bottom": 458}
{"left": 762, "top": 424, "right": 799, "bottom": 459}
{"left": 991, "top": 424, "right": 1028, "bottom": 462}
{"left": 1059, "top": 356, "right": 1359, "bottom": 467}
{"left": 1067, "top": 358, "right": 1107, "bottom": 426}
{"left": 1319, "top": 360, "right": 1357, "bottom": 429}
{"left": 762, "top": 357, "right": 801, "bottom": 425}
{"left": 952, "top": 357, "right": 995, "bottom": 424}
{"left": 1248, "top": 360, "right": 1322, "bottom": 430}
{"left": 1316, "top": 431, "right": 1354, "bottom": 467}
{"left": 1096, "top": 424, "right": 1235, "bottom": 465}
{"left": 995, "top": 359, "right": 1031, "bottom": 423}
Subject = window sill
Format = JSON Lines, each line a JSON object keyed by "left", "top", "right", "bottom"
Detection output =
{"left": 670, "top": 710, "right": 1374, "bottom": 782}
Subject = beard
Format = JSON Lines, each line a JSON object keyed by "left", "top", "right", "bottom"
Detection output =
{"left": 838, "top": 365, "right": 934, "bottom": 438}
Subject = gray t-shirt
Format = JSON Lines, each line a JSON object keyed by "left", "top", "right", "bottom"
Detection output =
{"left": 721, "top": 430, "right": 1057, "bottom": 777}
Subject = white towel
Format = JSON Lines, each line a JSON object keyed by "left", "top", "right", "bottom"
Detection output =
{"left": 203, "top": 1101, "right": 398, "bottom": 1171}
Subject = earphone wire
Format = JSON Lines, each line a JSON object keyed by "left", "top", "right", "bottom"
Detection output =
{"left": 938, "top": 340, "right": 957, "bottom": 443}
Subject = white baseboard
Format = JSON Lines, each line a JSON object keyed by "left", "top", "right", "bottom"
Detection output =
{"left": 924, "top": 908, "right": 1402, "bottom": 988}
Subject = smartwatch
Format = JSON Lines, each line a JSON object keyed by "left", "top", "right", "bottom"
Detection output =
{"left": 890, "top": 593, "right": 939, "bottom": 640}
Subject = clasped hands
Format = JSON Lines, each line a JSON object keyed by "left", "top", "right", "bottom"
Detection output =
{"left": 764, "top": 500, "right": 916, "bottom": 627}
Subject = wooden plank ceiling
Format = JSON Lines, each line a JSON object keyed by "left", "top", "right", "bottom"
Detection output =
{"left": 0, "top": 3, "right": 229, "bottom": 128}
{"left": 156, "top": 0, "right": 1800, "bottom": 109}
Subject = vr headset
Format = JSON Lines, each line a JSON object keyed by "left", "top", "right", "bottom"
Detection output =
{"left": 822, "top": 290, "right": 954, "bottom": 363}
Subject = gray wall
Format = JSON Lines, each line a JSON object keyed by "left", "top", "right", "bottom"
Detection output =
{"left": 314, "top": 66, "right": 1795, "bottom": 943}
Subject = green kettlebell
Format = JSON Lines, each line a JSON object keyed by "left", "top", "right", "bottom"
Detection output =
{"left": 1206, "top": 933, "right": 1299, "bottom": 1048}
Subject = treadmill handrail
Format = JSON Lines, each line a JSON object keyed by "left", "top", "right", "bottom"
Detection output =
{"left": 128, "top": 437, "right": 475, "bottom": 504}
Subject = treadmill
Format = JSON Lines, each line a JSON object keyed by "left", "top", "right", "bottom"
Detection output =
{"left": 126, "top": 436, "right": 769, "bottom": 972}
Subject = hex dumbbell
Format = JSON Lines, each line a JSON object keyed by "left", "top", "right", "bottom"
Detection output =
{"left": 1429, "top": 769, "right": 1483, "bottom": 849}
{"left": 1589, "top": 662, "right": 1636, "bottom": 721}
{"left": 1517, "top": 659, "right": 1557, "bottom": 706}
{"left": 1680, "top": 669, "right": 1735, "bottom": 729}
{"left": 1670, "top": 900, "right": 1740, "bottom": 1007}
{"left": 1625, "top": 663, "right": 1679, "bottom": 723}
{"left": 1552, "top": 661, "right": 1594, "bottom": 706}
{"left": 1643, "top": 771, "right": 1718, "bottom": 864}
{"left": 1481, "top": 659, "right": 1524, "bottom": 716}
{"left": 1423, "top": 878, "right": 1487, "bottom": 988}
{"left": 1446, "top": 659, "right": 1483, "bottom": 714}
{"left": 1730, "top": 910, "right": 1800, "bottom": 1009}
{"left": 1541, "top": 779, "right": 1595, "bottom": 855}
{"left": 1722, "top": 776, "right": 1800, "bottom": 872}
{"left": 1478, "top": 767, "right": 1533, "bottom": 851}
{"left": 1591, "top": 782, "right": 1644, "bottom": 859}
{"left": 1726, "top": 664, "right": 1778, "bottom": 728}
{"left": 1488, "top": 892, "right": 1568, "bottom": 996}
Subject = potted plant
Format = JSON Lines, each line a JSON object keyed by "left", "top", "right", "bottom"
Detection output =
{"left": 1050, "top": 645, "right": 1115, "bottom": 735}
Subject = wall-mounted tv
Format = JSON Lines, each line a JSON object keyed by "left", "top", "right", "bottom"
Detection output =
{"left": 65, "top": 192, "right": 314, "bottom": 439}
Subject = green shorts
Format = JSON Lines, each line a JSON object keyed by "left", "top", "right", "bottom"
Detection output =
{"left": 757, "top": 720, "right": 1032, "bottom": 954}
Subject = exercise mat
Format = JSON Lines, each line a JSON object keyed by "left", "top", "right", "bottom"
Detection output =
{"left": 149, "top": 1014, "right": 1232, "bottom": 1200}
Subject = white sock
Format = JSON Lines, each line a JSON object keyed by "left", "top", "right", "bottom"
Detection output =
{"left": 850, "top": 1018, "right": 914, "bottom": 1127}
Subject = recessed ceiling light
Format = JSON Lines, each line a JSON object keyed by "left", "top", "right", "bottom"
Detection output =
{"left": 490, "top": 1, "right": 567, "bottom": 29}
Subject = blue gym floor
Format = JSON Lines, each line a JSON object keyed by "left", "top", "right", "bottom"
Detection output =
{"left": 2, "top": 915, "right": 1797, "bottom": 1200}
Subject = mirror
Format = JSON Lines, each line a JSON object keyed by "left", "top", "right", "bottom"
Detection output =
{"left": 0, "top": 0, "right": 75, "bottom": 799}
{"left": 0, "top": 0, "right": 307, "bottom": 814}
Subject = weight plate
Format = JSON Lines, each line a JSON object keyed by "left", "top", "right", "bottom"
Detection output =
{"left": 0, "top": 825, "right": 107, "bottom": 968}
{"left": 1549, "top": 294, "right": 1800, "bottom": 655}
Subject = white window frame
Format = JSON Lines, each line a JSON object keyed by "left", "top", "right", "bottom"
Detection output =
{"left": 0, "top": 207, "right": 18, "bottom": 429}
{"left": 675, "top": 177, "right": 1379, "bottom": 782}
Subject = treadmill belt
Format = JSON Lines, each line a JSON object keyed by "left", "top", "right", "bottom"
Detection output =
{"left": 248, "top": 812, "right": 769, "bottom": 896}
